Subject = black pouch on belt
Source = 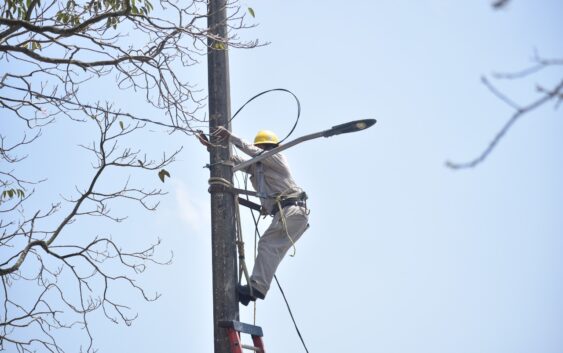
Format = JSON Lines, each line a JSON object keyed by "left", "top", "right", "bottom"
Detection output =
{"left": 273, "top": 192, "right": 308, "bottom": 215}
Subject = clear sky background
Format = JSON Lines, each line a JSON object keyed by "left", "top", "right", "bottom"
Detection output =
{"left": 8, "top": 0, "right": 563, "bottom": 352}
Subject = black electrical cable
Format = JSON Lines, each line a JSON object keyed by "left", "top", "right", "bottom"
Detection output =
{"left": 272, "top": 275, "right": 311, "bottom": 353}
{"left": 230, "top": 88, "right": 301, "bottom": 144}
{"left": 243, "top": 172, "right": 311, "bottom": 353}
{"left": 249, "top": 211, "right": 311, "bottom": 353}
{"left": 233, "top": 88, "right": 309, "bottom": 352}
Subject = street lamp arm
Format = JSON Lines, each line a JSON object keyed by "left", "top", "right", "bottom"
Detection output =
{"left": 232, "top": 131, "right": 324, "bottom": 172}
{"left": 232, "top": 119, "right": 376, "bottom": 172}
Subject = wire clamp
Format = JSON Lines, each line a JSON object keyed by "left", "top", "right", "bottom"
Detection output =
{"left": 204, "top": 159, "right": 235, "bottom": 169}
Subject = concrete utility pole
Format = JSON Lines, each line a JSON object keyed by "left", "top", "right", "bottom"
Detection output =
{"left": 207, "top": 1, "right": 238, "bottom": 353}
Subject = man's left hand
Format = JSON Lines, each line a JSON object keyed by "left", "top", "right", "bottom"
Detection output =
{"left": 214, "top": 126, "right": 231, "bottom": 141}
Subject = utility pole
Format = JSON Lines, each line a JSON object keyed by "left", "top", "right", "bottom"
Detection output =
{"left": 207, "top": 1, "right": 238, "bottom": 353}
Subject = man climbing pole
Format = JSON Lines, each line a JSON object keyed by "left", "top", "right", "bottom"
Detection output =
{"left": 199, "top": 127, "right": 309, "bottom": 306}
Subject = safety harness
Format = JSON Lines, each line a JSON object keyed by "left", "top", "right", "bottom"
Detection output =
{"left": 271, "top": 191, "right": 308, "bottom": 216}
{"left": 207, "top": 177, "right": 308, "bottom": 293}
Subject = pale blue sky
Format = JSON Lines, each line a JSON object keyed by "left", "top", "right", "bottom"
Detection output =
{"left": 7, "top": 1, "right": 563, "bottom": 352}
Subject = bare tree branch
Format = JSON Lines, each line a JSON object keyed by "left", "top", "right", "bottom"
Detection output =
{"left": 447, "top": 76, "right": 563, "bottom": 169}
{"left": 492, "top": 0, "right": 511, "bottom": 10}
{"left": 1, "top": 0, "right": 259, "bottom": 351}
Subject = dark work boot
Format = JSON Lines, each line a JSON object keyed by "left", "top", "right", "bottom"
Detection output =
{"left": 238, "top": 291, "right": 252, "bottom": 306}
{"left": 237, "top": 284, "right": 265, "bottom": 306}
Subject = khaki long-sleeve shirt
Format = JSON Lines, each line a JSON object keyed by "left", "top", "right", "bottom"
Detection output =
{"left": 230, "top": 134, "right": 304, "bottom": 214}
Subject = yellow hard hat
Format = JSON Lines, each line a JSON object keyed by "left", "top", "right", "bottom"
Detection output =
{"left": 254, "top": 130, "right": 279, "bottom": 146}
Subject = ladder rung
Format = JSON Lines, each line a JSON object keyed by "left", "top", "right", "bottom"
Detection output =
{"left": 220, "top": 320, "right": 266, "bottom": 353}
{"left": 241, "top": 344, "right": 263, "bottom": 352}
{"left": 218, "top": 320, "right": 263, "bottom": 337}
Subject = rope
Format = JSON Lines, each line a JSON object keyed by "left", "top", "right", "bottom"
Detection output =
{"left": 217, "top": 89, "right": 309, "bottom": 352}
{"left": 234, "top": 197, "right": 252, "bottom": 292}
{"left": 249, "top": 206, "right": 310, "bottom": 353}
{"left": 275, "top": 197, "right": 297, "bottom": 257}
{"left": 208, "top": 176, "right": 233, "bottom": 189}
{"left": 242, "top": 173, "right": 260, "bottom": 326}
{"left": 208, "top": 176, "right": 253, "bottom": 293}
{"left": 240, "top": 174, "right": 310, "bottom": 353}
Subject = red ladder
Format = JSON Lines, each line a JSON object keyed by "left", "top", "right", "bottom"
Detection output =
{"left": 219, "top": 320, "right": 266, "bottom": 353}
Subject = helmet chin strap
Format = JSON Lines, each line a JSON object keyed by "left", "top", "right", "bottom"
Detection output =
{"left": 254, "top": 144, "right": 277, "bottom": 151}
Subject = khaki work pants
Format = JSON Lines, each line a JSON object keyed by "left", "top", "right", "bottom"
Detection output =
{"left": 250, "top": 205, "right": 309, "bottom": 295}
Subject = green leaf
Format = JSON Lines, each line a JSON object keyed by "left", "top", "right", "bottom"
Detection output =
{"left": 119, "top": 120, "right": 124, "bottom": 130}
{"left": 30, "top": 41, "right": 41, "bottom": 51}
{"left": 0, "top": 188, "right": 25, "bottom": 202}
{"left": 213, "top": 42, "right": 226, "bottom": 50}
{"left": 158, "top": 169, "right": 170, "bottom": 183}
{"left": 248, "top": 7, "right": 255, "bottom": 18}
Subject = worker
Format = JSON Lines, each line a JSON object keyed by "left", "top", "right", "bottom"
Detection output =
{"left": 199, "top": 127, "right": 309, "bottom": 305}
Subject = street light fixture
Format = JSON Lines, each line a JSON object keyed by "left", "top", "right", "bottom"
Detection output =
{"left": 233, "top": 119, "right": 377, "bottom": 172}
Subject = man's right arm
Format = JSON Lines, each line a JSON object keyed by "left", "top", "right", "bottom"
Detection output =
{"left": 216, "top": 126, "right": 285, "bottom": 172}
{"left": 229, "top": 134, "right": 263, "bottom": 157}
